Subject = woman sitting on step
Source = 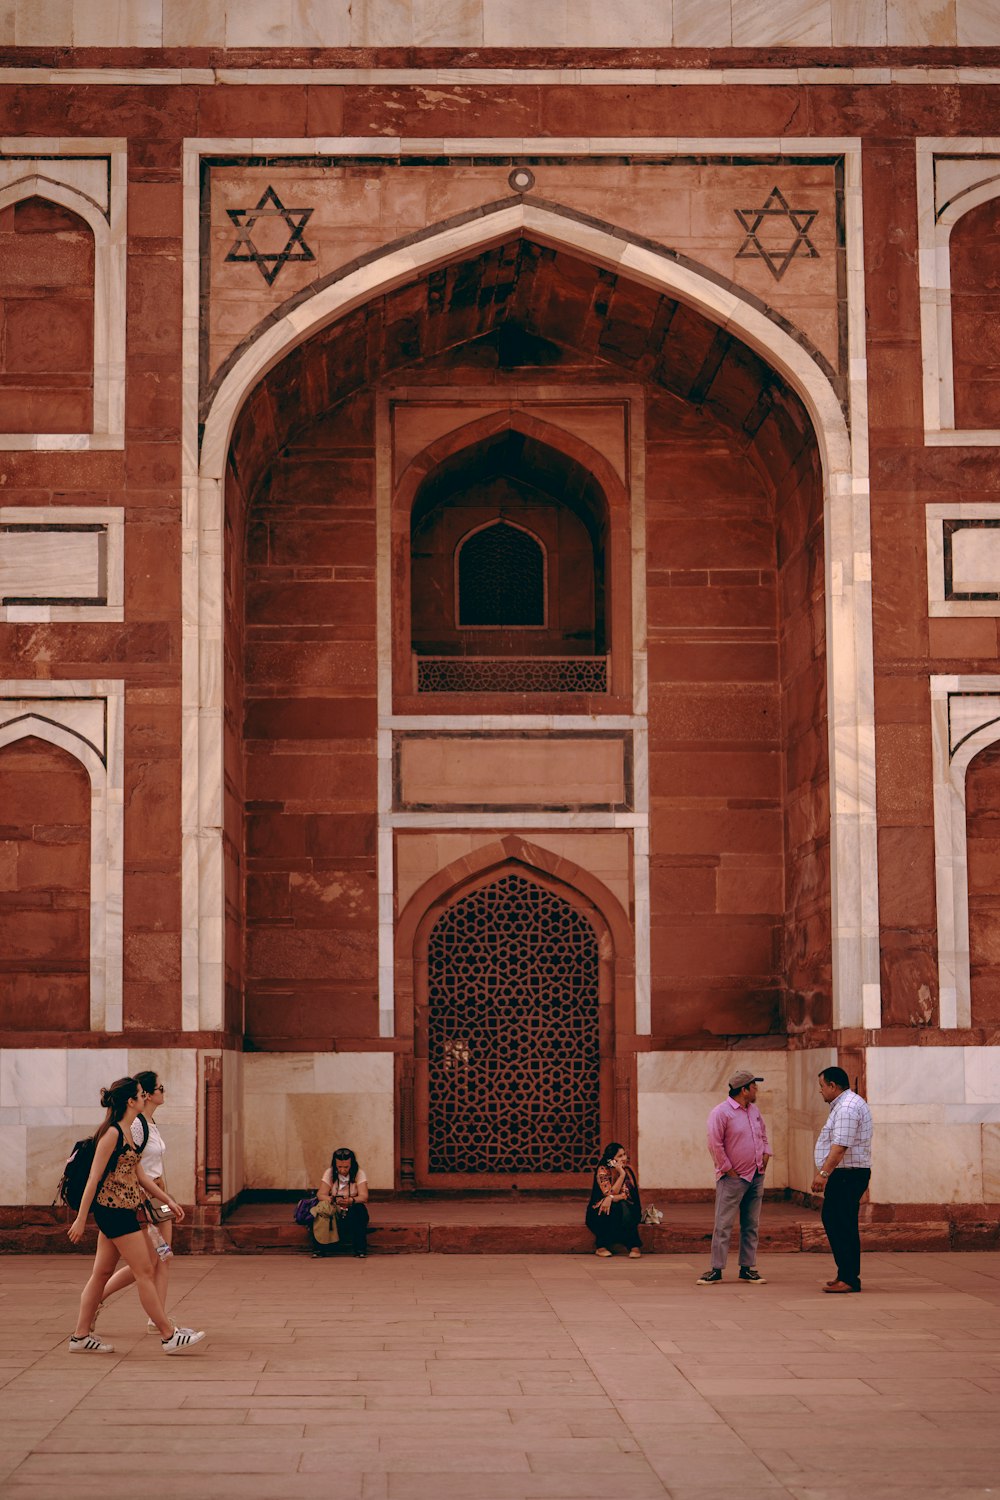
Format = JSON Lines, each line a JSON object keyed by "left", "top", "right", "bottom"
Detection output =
{"left": 586, "top": 1141, "right": 642, "bottom": 1258}
{"left": 312, "top": 1146, "right": 369, "bottom": 1259}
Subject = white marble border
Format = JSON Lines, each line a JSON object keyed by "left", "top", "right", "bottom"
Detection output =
{"left": 931, "top": 675, "right": 1000, "bottom": 1028}
{"left": 917, "top": 138, "right": 1000, "bottom": 448}
{"left": 0, "top": 139, "right": 126, "bottom": 449}
{"left": 8, "top": 0, "right": 1000, "bottom": 50}
{"left": 182, "top": 136, "right": 879, "bottom": 1033}
{"left": 0, "top": 506, "right": 124, "bottom": 621}
{"left": 926, "top": 502, "right": 1000, "bottom": 617}
{"left": 6, "top": 70, "right": 1000, "bottom": 87}
{"left": 0, "top": 679, "right": 124, "bottom": 1030}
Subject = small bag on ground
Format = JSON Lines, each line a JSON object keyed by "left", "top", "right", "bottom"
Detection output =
{"left": 293, "top": 1193, "right": 318, "bottom": 1227}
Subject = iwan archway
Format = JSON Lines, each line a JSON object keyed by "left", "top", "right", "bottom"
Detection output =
{"left": 183, "top": 187, "right": 879, "bottom": 1048}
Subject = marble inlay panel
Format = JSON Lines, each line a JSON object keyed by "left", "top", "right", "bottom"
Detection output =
{"left": 926, "top": 506, "right": 1000, "bottom": 617}
{"left": 0, "top": 508, "right": 124, "bottom": 622}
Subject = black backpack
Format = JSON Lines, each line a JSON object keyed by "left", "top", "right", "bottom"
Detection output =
{"left": 57, "top": 1114, "right": 149, "bottom": 1210}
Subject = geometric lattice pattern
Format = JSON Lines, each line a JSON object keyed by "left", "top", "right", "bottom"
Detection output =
{"left": 417, "top": 655, "right": 608, "bottom": 693}
{"left": 427, "top": 873, "right": 601, "bottom": 1175}
{"left": 457, "top": 521, "right": 545, "bottom": 626}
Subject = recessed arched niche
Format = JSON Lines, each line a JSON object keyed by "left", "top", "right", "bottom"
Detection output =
{"left": 409, "top": 428, "right": 610, "bottom": 695}
{"left": 0, "top": 734, "right": 91, "bottom": 1028}
{"left": 950, "top": 192, "right": 1000, "bottom": 430}
{"left": 0, "top": 196, "right": 95, "bottom": 434}
{"left": 966, "top": 739, "right": 1000, "bottom": 1023}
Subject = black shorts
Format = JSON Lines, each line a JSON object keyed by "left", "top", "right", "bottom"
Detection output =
{"left": 92, "top": 1204, "right": 142, "bottom": 1239}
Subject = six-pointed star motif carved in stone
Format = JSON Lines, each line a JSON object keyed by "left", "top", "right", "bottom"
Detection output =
{"left": 734, "top": 185, "right": 820, "bottom": 281}
{"left": 225, "top": 185, "right": 316, "bottom": 286}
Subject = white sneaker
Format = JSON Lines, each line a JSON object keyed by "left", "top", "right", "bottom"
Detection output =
{"left": 161, "top": 1326, "right": 206, "bottom": 1355}
{"left": 147, "top": 1318, "right": 159, "bottom": 1332}
{"left": 69, "top": 1333, "right": 114, "bottom": 1354}
{"left": 88, "top": 1300, "right": 105, "bottom": 1333}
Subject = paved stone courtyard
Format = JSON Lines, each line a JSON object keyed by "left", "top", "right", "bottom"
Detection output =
{"left": 2, "top": 1251, "right": 1000, "bottom": 1500}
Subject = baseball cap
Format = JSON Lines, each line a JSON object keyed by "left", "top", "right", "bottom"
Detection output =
{"left": 728, "top": 1069, "right": 764, "bottom": 1090}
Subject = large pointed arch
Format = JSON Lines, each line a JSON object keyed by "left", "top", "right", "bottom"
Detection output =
{"left": 182, "top": 197, "right": 878, "bottom": 1033}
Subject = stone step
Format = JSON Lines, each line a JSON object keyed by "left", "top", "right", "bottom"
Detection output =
{"left": 6, "top": 1203, "right": 997, "bottom": 1255}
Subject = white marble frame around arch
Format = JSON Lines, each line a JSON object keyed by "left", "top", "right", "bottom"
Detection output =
{"left": 182, "top": 138, "right": 880, "bottom": 1036}
{"left": 931, "top": 675, "right": 1000, "bottom": 1029}
{"left": 917, "top": 138, "right": 1000, "bottom": 447}
{"left": 0, "top": 141, "right": 127, "bottom": 448}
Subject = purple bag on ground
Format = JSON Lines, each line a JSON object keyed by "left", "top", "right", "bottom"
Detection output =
{"left": 293, "top": 1194, "right": 318, "bottom": 1227}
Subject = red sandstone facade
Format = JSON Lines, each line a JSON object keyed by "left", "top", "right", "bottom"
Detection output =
{"left": 2, "top": 23, "right": 1000, "bottom": 1229}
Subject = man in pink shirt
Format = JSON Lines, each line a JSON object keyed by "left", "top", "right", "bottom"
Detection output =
{"left": 696, "top": 1068, "right": 771, "bottom": 1285}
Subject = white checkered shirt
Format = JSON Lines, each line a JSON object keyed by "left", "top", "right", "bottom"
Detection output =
{"left": 815, "top": 1088, "right": 873, "bottom": 1169}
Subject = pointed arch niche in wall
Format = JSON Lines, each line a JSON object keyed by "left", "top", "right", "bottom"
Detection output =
{"left": 0, "top": 144, "right": 126, "bottom": 447}
{"left": 917, "top": 139, "right": 1000, "bottom": 444}
{"left": 397, "top": 410, "right": 625, "bottom": 703}
{"left": 393, "top": 834, "right": 633, "bottom": 1188}
{"left": 0, "top": 681, "right": 124, "bottom": 1030}
{"left": 931, "top": 675, "right": 1000, "bottom": 1027}
{"left": 185, "top": 182, "right": 878, "bottom": 1035}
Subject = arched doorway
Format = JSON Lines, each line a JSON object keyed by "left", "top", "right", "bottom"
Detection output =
{"left": 413, "top": 862, "right": 614, "bottom": 1188}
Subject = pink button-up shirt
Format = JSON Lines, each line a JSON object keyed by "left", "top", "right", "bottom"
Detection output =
{"left": 706, "top": 1097, "right": 771, "bottom": 1181}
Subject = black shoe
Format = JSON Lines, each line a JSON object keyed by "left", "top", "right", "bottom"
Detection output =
{"left": 696, "top": 1267, "right": 723, "bottom": 1284}
{"left": 739, "top": 1266, "right": 766, "bottom": 1284}
{"left": 354, "top": 1250, "right": 367, "bottom": 1258}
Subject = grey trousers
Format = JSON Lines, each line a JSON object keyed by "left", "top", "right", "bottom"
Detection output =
{"left": 710, "top": 1171, "right": 765, "bottom": 1270}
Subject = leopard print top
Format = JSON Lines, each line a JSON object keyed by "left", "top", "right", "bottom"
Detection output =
{"left": 95, "top": 1125, "right": 145, "bottom": 1210}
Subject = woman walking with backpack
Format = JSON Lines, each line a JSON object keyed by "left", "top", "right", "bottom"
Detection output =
{"left": 90, "top": 1069, "right": 176, "bottom": 1332}
{"left": 66, "top": 1076, "right": 206, "bottom": 1356}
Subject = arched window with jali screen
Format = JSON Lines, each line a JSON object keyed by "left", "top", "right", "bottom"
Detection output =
{"left": 456, "top": 519, "right": 545, "bottom": 628}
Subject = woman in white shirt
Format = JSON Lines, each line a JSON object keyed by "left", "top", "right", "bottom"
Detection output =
{"left": 315, "top": 1146, "right": 369, "bottom": 1258}
{"left": 92, "top": 1069, "right": 175, "bottom": 1328}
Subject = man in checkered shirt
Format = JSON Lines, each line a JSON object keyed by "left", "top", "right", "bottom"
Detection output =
{"left": 811, "top": 1065, "right": 873, "bottom": 1294}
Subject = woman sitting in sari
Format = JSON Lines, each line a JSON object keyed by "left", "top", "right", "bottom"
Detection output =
{"left": 585, "top": 1141, "right": 642, "bottom": 1258}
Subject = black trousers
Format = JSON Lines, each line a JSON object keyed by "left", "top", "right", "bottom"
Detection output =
{"left": 821, "top": 1167, "right": 870, "bottom": 1288}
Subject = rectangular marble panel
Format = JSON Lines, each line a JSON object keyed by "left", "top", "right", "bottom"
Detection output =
{"left": 870, "top": 1121, "right": 982, "bottom": 1202}
{"left": 243, "top": 1087, "right": 393, "bottom": 1189}
{"left": 0, "top": 527, "right": 100, "bottom": 602}
{"left": 0, "top": 1050, "right": 67, "bottom": 1108}
{"left": 964, "top": 1047, "right": 1000, "bottom": 1105}
{"left": 0, "top": 508, "right": 123, "bottom": 621}
{"left": 397, "top": 734, "right": 627, "bottom": 810}
{"left": 866, "top": 1045, "right": 966, "bottom": 1105}
{"left": 67, "top": 1049, "right": 130, "bottom": 1107}
{"left": 983, "top": 1122, "right": 1000, "bottom": 1199}
{"left": 0, "top": 1125, "right": 26, "bottom": 1202}
{"left": 957, "top": 0, "right": 1000, "bottom": 43}
{"left": 637, "top": 1051, "right": 788, "bottom": 1190}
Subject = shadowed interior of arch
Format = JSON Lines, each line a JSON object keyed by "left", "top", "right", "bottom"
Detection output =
{"left": 224, "top": 231, "right": 831, "bottom": 1054}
